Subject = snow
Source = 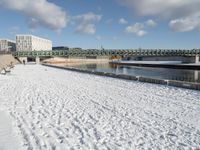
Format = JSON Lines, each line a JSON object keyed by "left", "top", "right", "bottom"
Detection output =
{"left": 0, "top": 111, "right": 21, "bottom": 150}
{"left": 0, "top": 64, "right": 200, "bottom": 149}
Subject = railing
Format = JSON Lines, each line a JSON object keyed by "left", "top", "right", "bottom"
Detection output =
{"left": 12, "top": 49, "right": 200, "bottom": 57}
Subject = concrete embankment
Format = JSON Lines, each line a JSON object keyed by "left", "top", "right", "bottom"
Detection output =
{"left": 42, "top": 63, "right": 200, "bottom": 90}
{"left": 0, "top": 54, "right": 19, "bottom": 69}
{"left": 43, "top": 57, "right": 110, "bottom": 65}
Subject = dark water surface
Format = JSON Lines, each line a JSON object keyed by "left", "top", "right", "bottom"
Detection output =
{"left": 65, "top": 63, "right": 200, "bottom": 83}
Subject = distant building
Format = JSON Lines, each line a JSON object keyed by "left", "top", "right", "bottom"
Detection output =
{"left": 0, "top": 39, "right": 16, "bottom": 51}
{"left": 52, "top": 46, "right": 69, "bottom": 50}
{"left": 71, "top": 47, "right": 82, "bottom": 51}
{"left": 16, "top": 35, "right": 52, "bottom": 51}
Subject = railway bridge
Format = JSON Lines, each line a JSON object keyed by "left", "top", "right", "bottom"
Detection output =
{"left": 12, "top": 49, "right": 200, "bottom": 63}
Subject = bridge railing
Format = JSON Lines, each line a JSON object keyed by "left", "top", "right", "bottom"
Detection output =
{"left": 12, "top": 49, "right": 200, "bottom": 57}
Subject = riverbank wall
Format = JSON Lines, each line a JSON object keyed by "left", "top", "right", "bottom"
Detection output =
{"left": 42, "top": 57, "right": 110, "bottom": 64}
{"left": 42, "top": 63, "right": 200, "bottom": 91}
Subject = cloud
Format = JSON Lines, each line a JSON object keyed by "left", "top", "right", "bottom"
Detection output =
{"left": 145, "top": 19, "right": 157, "bottom": 27}
{"left": 125, "top": 23, "right": 147, "bottom": 37}
{"left": 125, "top": 19, "right": 156, "bottom": 36}
{"left": 117, "top": 0, "right": 200, "bottom": 18}
{"left": 137, "top": 30, "right": 147, "bottom": 37}
{"left": 169, "top": 14, "right": 200, "bottom": 32}
{"left": 119, "top": 18, "right": 128, "bottom": 24}
{"left": 117, "top": 0, "right": 200, "bottom": 32}
{"left": 74, "top": 12, "right": 102, "bottom": 34}
{"left": 76, "top": 24, "right": 96, "bottom": 34}
{"left": 0, "top": 0, "right": 68, "bottom": 31}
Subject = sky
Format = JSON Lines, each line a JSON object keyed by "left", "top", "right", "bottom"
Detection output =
{"left": 0, "top": 0, "right": 200, "bottom": 49}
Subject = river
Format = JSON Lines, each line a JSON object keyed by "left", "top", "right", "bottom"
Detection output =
{"left": 62, "top": 62, "right": 200, "bottom": 83}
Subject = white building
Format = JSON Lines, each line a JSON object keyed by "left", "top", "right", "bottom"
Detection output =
{"left": 16, "top": 35, "right": 52, "bottom": 51}
{"left": 0, "top": 39, "right": 16, "bottom": 51}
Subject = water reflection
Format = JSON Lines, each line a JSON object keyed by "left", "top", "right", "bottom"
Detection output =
{"left": 67, "top": 63, "right": 200, "bottom": 83}
{"left": 85, "top": 64, "right": 97, "bottom": 69}
{"left": 194, "top": 71, "right": 199, "bottom": 81}
{"left": 122, "top": 67, "right": 128, "bottom": 74}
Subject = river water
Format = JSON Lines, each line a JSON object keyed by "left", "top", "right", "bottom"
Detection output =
{"left": 65, "top": 63, "right": 200, "bottom": 83}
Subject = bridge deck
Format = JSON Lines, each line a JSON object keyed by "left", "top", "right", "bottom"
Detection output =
{"left": 12, "top": 49, "right": 200, "bottom": 57}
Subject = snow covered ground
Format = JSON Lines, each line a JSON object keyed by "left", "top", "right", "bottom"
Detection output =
{"left": 0, "top": 64, "right": 200, "bottom": 149}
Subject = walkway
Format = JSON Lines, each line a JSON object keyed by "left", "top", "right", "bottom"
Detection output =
{"left": 0, "top": 64, "right": 200, "bottom": 149}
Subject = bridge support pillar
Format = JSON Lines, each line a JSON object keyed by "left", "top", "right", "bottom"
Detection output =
{"left": 36, "top": 56, "right": 40, "bottom": 64}
{"left": 19, "top": 57, "right": 27, "bottom": 64}
{"left": 195, "top": 55, "right": 199, "bottom": 64}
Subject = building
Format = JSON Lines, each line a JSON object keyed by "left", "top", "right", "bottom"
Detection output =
{"left": 16, "top": 35, "right": 52, "bottom": 51}
{"left": 0, "top": 39, "right": 16, "bottom": 51}
{"left": 52, "top": 46, "right": 69, "bottom": 51}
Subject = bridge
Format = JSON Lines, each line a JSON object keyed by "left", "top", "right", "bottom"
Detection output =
{"left": 13, "top": 49, "right": 200, "bottom": 57}
{"left": 12, "top": 49, "right": 200, "bottom": 64}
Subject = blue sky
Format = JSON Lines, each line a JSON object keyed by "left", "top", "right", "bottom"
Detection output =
{"left": 0, "top": 0, "right": 200, "bottom": 49}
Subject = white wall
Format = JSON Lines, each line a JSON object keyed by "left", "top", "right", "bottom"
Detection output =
{"left": 16, "top": 35, "right": 52, "bottom": 51}
{"left": 32, "top": 36, "right": 52, "bottom": 51}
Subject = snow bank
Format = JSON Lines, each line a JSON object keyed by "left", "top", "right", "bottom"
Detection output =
{"left": 0, "top": 64, "right": 200, "bottom": 149}
{"left": 0, "top": 54, "right": 18, "bottom": 69}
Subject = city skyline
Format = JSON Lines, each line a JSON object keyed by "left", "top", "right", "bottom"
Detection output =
{"left": 0, "top": 0, "right": 200, "bottom": 49}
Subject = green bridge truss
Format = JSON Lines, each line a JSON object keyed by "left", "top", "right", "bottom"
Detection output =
{"left": 13, "top": 49, "right": 200, "bottom": 58}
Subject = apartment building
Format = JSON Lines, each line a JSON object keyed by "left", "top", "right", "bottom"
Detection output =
{"left": 0, "top": 39, "right": 16, "bottom": 51}
{"left": 16, "top": 35, "right": 52, "bottom": 51}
